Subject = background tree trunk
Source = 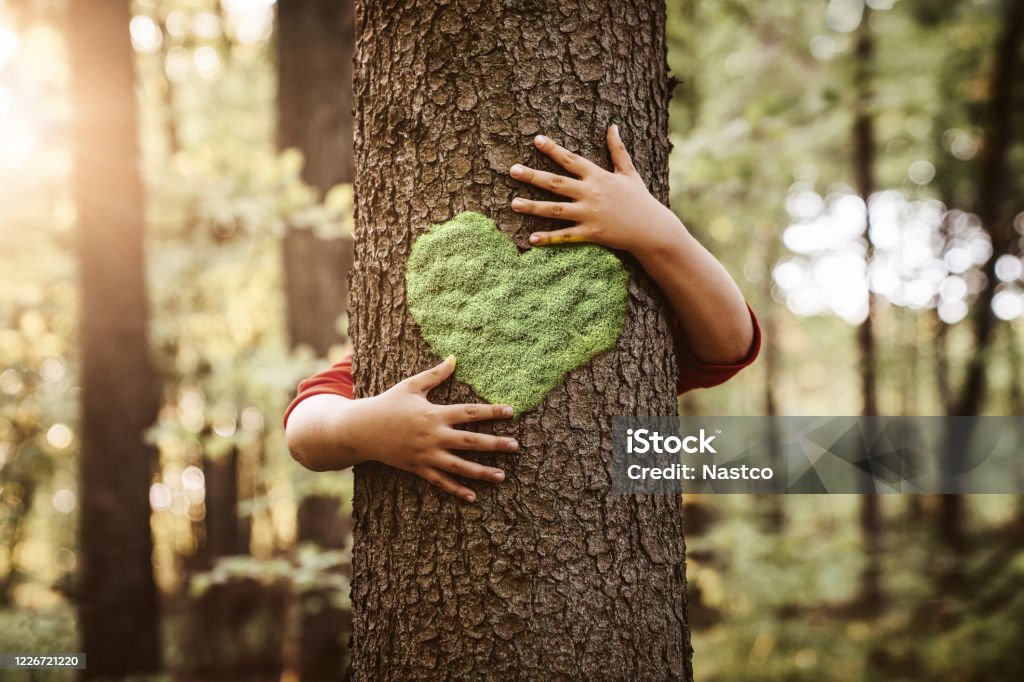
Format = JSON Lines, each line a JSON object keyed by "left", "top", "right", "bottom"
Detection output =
{"left": 761, "top": 235, "right": 784, "bottom": 532}
{"left": 278, "top": 0, "right": 356, "bottom": 357}
{"left": 852, "top": 7, "right": 883, "bottom": 613}
{"left": 348, "top": 1, "right": 692, "bottom": 679}
{"left": 296, "top": 497, "right": 353, "bottom": 682}
{"left": 939, "top": 0, "right": 1023, "bottom": 551}
{"left": 203, "top": 446, "right": 248, "bottom": 558}
{"left": 277, "top": 2, "right": 357, "bottom": 680}
{"left": 67, "top": 0, "right": 162, "bottom": 675}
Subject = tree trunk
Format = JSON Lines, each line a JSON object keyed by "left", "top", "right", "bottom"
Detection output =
{"left": 939, "top": 0, "right": 1023, "bottom": 550}
{"left": 278, "top": 0, "right": 356, "bottom": 357}
{"left": 278, "top": 3, "right": 357, "bottom": 679}
{"left": 762, "top": 236, "right": 784, "bottom": 532}
{"left": 949, "top": 0, "right": 1023, "bottom": 420}
{"left": 67, "top": 0, "right": 162, "bottom": 675}
{"left": 902, "top": 311, "right": 924, "bottom": 521}
{"left": 1006, "top": 326, "right": 1024, "bottom": 526}
{"left": 203, "top": 447, "right": 248, "bottom": 558}
{"left": 852, "top": 7, "right": 882, "bottom": 612}
{"left": 157, "top": 13, "right": 181, "bottom": 157}
{"left": 348, "top": 1, "right": 690, "bottom": 679}
{"left": 297, "top": 496, "right": 353, "bottom": 682}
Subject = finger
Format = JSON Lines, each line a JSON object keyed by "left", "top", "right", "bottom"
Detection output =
{"left": 419, "top": 466, "right": 477, "bottom": 502}
{"left": 528, "top": 227, "right": 591, "bottom": 246}
{"left": 439, "top": 427, "right": 519, "bottom": 453}
{"left": 406, "top": 355, "right": 456, "bottom": 393}
{"left": 533, "top": 134, "right": 602, "bottom": 177}
{"left": 607, "top": 124, "right": 637, "bottom": 175}
{"left": 509, "top": 164, "right": 584, "bottom": 199}
{"left": 432, "top": 452, "right": 507, "bottom": 483}
{"left": 439, "top": 403, "right": 515, "bottom": 423}
{"left": 511, "top": 197, "right": 584, "bottom": 221}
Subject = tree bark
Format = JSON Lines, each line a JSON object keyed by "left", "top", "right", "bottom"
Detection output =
{"left": 67, "top": 0, "right": 162, "bottom": 675}
{"left": 278, "top": 0, "right": 356, "bottom": 357}
{"left": 348, "top": 1, "right": 691, "bottom": 679}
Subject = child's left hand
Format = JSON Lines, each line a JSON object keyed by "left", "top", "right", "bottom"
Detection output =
{"left": 509, "top": 125, "right": 684, "bottom": 258}
{"left": 510, "top": 123, "right": 757, "bottom": 365}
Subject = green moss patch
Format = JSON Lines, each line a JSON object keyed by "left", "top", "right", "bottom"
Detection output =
{"left": 405, "top": 211, "right": 628, "bottom": 414}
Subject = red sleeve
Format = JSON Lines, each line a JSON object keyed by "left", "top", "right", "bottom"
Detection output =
{"left": 282, "top": 305, "right": 760, "bottom": 427}
{"left": 282, "top": 350, "right": 354, "bottom": 429}
{"left": 674, "top": 302, "right": 761, "bottom": 394}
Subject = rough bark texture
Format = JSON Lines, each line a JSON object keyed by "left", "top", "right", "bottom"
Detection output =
{"left": 67, "top": 0, "right": 162, "bottom": 675}
{"left": 278, "top": 0, "right": 356, "bottom": 356}
{"left": 348, "top": 1, "right": 691, "bottom": 679}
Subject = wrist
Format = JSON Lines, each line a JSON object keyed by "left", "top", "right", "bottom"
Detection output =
{"left": 631, "top": 209, "right": 692, "bottom": 268}
{"left": 328, "top": 395, "right": 380, "bottom": 467}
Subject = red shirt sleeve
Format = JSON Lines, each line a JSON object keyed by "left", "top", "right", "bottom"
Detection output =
{"left": 282, "top": 304, "right": 760, "bottom": 428}
{"left": 282, "top": 351, "right": 354, "bottom": 429}
{"left": 673, "top": 301, "right": 761, "bottom": 394}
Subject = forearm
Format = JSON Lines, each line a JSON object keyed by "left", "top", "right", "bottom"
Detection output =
{"left": 633, "top": 211, "right": 754, "bottom": 364}
{"left": 285, "top": 393, "right": 372, "bottom": 472}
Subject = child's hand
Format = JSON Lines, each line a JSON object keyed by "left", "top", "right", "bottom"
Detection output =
{"left": 509, "top": 125, "right": 684, "bottom": 257}
{"left": 353, "top": 356, "right": 517, "bottom": 503}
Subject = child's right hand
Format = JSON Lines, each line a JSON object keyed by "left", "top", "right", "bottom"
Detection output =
{"left": 350, "top": 356, "right": 518, "bottom": 503}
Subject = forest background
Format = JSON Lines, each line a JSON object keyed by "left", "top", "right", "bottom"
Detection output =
{"left": 1, "top": 0, "right": 1023, "bottom": 680}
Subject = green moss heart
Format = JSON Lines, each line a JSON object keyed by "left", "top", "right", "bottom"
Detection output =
{"left": 405, "top": 211, "right": 628, "bottom": 414}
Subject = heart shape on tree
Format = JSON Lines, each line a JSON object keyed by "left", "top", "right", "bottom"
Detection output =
{"left": 405, "top": 211, "right": 628, "bottom": 414}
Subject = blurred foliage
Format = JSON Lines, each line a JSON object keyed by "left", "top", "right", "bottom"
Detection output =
{"left": 1, "top": 0, "right": 354, "bottom": 656}
{"left": 0, "top": 607, "right": 79, "bottom": 682}
{"left": 0, "top": 0, "right": 1021, "bottom": 679}
{"left": 189, "top": 546, "right": 349, "bottom": 607}
{"left": 668, "top": 0, "right": 1023, "bottom": 420}
{"left": 687, "top": 494, "right": 1024, "bottom": 680}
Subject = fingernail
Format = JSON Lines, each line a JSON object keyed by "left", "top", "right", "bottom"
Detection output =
{"left": 529, "top": 234, "right": 540, "bottom": 244}
{"left": 506, "top": 439, "right": 519, "bottom": 451}
{"left": 612, "top": 123, "right": 620, "bottom": 135}
{"left": 493, "top": 471, "right": 505, "bottom": 482}
{"left": 502, "top": 406, "right": 514, "bottom": 417}
{"left": 510, "top": 164, "right": 524, "bottom": 177}
{"left": 446, "top": 354, "right": 456, "bottom": 366}
{"left": 534, "top": 135, "right": 547, "bottom": 146}
{"left": 465, "top": 492, "right": 476, "bottom": 502}
{"left": 512, "top": 198, "right": 526, "bottom": 210}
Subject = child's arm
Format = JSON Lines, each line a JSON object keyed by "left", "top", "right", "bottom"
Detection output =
{"left": 509, "top": 126, "right": 755, "bottom": 365}
{"left": 285, "top": 356, "right": 518, "bottom": 503}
